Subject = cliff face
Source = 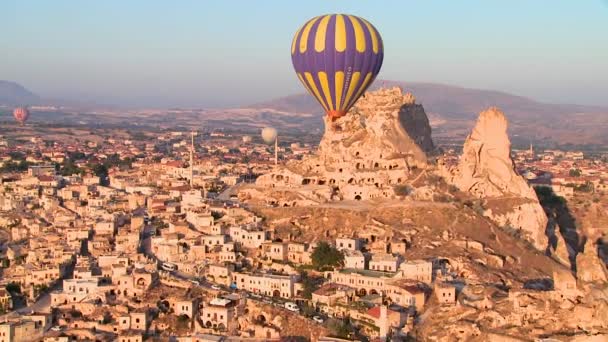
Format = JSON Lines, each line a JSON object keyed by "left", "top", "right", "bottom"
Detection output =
{"left": 398, "top": 102, "right": 435, "bottom": 155}
{"left": 445, "top": 107, "right": 548, "bottom": 249}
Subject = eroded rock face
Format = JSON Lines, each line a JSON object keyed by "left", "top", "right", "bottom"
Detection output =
{"left": 252, "top": 87, "right": 435, "bottom": 203}
{"left": 576, "top": 239, "right": 608, "bottom": 283}
{"left": 444, "top": 107, "right": 548, "bottom": 249}
{"left": 453, "top": 108, "right": 536, "bottom": 199}
{"left": 315, "top": 88, "right": 433, "bottom": 170}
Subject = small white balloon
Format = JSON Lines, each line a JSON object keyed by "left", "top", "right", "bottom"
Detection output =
{"left": 261, "top": 127, "right": 277, "bottom": 144}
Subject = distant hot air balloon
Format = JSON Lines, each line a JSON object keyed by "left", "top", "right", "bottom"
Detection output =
{"left": 261, "top": 127, "right": 278, "bottom": 165}
{"left": 261, "top": 127, "right": 278, "bottom": 145}
{"left": 291, "top": 14, "right": 384, "bottom": 121}
{"left": 13, "top": 107, "right": 30, "bottom": 125}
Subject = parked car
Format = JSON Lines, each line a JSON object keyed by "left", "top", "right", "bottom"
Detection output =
{"left": 284, "top": 302, "right": 299, "bottom": 312}
{"left": 160, "top": 262, "right": 177, "bottom": 272}
{"left": 313, "top": 316, "right": 324, "bottom": 324}
{"left": 211, "top": 284, "right": 221, "bottom": 290}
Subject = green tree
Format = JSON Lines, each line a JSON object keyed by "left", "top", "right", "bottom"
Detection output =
{"left": 8, "top": 152, "right": 25, "bottom": 160}
{"left": 327, "top": 318, "right": 354, "bottom": 339}
{"left": 60, "top": 160, "right": 84, "bottom": 176}
{"left": 68, "top": 151, "right": 87, "bottom": 160}
{"left": 569, "top": 168, "right": 582, "bottom": 177}
{"left": 311, "top": 241, "right": 344, "bottom": 270}
{"left": 90, "top": 163, "right": 109, "bottom": 185}
{"left": 300, "top": 271, "right": 320, "bottom": 299}
{"left": 0, "top": 160, "right": 30, "bottom": 173}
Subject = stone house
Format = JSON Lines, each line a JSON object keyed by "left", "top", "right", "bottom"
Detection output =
{"left": 287, "top": 243, "right": 312, "bottom": 265}
{"left": 171, "top": 298, "right": 197, "bottom": 319}
{"left": 311, "top": 283, "right": 356, "bottom": 307}
{"left": 117, "top": 311, "right": 148, "bottom": 332}
{"left": 369, "top": 254, "right": 400, "bottom": 272}
{"left": 262, "top": 242, "right": 288, "bottom": 262}
{"left": 399, "top": 260, "right": 433, "bottom": 284}
{"left": 232, "top": 272, "right": 299, "bottom": 298}
{"left": 206, "top": 264, "right": 234, "bottom": 286}
{"left": 228, "top": 226, "right": 268, "bottom": 249}
{"left": 117, "top": 332, "right": 143, "bottom": 342}
{"left": 335, "top": 238, "right": 362, "bottom": 251}
{"left": 201, "top": 298, "right": 236, "bottom": 332}
{"left": 434, "top": 282, "right": 457, "bottom": 305}
{"left": 343, "top": 250, "right": 366, "bottom": 270}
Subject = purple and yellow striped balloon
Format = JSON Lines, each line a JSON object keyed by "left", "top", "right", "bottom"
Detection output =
{"left": 291, "top": 14, "right": 384, "bottom": 120}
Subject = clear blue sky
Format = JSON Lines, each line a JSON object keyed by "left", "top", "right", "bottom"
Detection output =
{"left": 1, "top": 0, "right": 607, "bottom": 108}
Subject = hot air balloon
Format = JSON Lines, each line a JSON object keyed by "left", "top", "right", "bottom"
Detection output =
{"left": 261, "top": 127, "right": 278, "bottom": 165}
{"left": 291, "top": 14, "right": 384, "bottom": 121}
{"left": 13, "top": 106, "right": 30, "bottom": 125}
{"left": 261, "top": 127, "right": 278, "bottom": 145}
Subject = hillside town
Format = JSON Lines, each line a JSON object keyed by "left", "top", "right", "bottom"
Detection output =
{"left": 0, "top": 106, "right": 607, "bottom": 342}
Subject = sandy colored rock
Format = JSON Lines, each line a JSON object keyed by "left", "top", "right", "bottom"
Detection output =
{"left": 452, "top": 108, "right": 537, "bottom": 200}
{"left": 576, "top": 239, "right": 608, "bottom": 283}
{"left": 443, "top": 107, "right": 548, "bottom": 249}
{"left": 247, "top": 87, "right": 435, "bottom": 204}
{"left": 552, "top": 226, "right": 573, "bottom": 268}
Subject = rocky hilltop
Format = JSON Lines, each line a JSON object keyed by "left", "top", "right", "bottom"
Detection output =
{"left": 441, "top": 107, "right": 548, "bottom": 249}
{"left": 244, "top": 87, "right": 435, "bottom": 204}
{"left": 246, "top": 90, "right": 549, "bottom": 250}
{"left": 244, "top": 89, "right": 549, "bottom": 250}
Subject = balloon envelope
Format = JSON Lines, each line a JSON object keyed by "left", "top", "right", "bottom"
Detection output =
{"left": 13, "top": 107, "right": 30, "bottom": 125}
{"left": 291, "top": 14, "right": 384, "bottom": 120}
{"left": 261, "top": 127, "right": 277, "bottom": 144}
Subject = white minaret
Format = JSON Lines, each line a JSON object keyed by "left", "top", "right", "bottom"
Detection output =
{"left": 274, "top": 136, "right": 278, "bottom": 166}
{"left": 379, "top": 305, "right": 389, "bottom": 339}
{"left": 190, "top": 131, "right": 195, "bottom": 188}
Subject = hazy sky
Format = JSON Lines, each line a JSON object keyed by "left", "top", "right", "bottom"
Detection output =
{"left": 1, "top": 1, "right": 607, "bottom": 108}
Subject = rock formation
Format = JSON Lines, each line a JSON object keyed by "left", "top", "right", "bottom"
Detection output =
{"left": 452, "top": 107, "right": 536, "bottom": 199}
{"left": 576, "top": 239, "right": 608, "bottom": 283}
{"left": 442, "top": 107, "right": 548, "bottom": 249}
{"left": 244, "top": 87, "right": 435, "bottom": 204}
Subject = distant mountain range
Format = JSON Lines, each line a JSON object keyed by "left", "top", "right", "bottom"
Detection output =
{"left": 0, "top": 80, "right": 41, "bottom": 106}
{"left": 250, "top": 81, "right": 608, "bottom": 147}
{"left": 1, "top": 79, "right": 607, "bottom": 147}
